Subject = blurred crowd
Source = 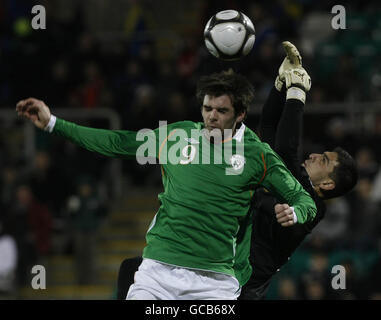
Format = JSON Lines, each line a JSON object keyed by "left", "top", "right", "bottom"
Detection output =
{"left": 1, "top": 0, "right": 381, "bottom": 299}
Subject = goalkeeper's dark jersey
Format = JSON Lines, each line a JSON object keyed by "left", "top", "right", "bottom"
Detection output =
{"left": 247, "top": 169, "right": 326, "bottom": 287}
{"left": 241, "top": 87, "right": 326, "bottom": 296}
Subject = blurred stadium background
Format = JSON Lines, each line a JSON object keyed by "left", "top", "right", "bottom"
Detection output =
{"left": 1, "top": 0, "right": 381, "bottom": 300}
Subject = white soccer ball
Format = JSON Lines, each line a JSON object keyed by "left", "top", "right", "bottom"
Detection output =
{"left": 204, "top": 10, "right": 255, "bottom": 61}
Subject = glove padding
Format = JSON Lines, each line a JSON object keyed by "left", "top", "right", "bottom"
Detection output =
{"left": 284, "top": 68, "right": 311, "bottom": 92}
{"left": 280, "top": 41, "right": 302, "bottom": 70}
{"left": 275, "top": 41, "right": 305, "bottom": 92}
{"left": 283, "top": 68, "right": 311, "bottom": 103}
{"left": 275, "top": 41, "right": 311, "bottom": 103}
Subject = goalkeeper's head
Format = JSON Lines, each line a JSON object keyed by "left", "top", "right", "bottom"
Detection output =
{"left": 303, "top": 147, "right": 358, "bottom": 199}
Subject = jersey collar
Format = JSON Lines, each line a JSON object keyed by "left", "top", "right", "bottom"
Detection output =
{"left": 233, "top": 123, "right": 246, "bottom": 142}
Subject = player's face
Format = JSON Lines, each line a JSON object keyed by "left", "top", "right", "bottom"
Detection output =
{"left": 201, "top": 94, "right": 245, "bottom": 137}
{"left": 302, "top": 151, "right": 339, "bottom": 187}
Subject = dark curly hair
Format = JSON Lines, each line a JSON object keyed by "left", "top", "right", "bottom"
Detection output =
{"left": 196, "top": 69, "right": 254, "bottom": 119}
{"left": 320, "top": 147, "right": 358, "bottom": 199}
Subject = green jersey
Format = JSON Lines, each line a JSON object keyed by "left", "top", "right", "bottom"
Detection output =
{"left": 52, "top": 119, "right": 316, "bottom": 286}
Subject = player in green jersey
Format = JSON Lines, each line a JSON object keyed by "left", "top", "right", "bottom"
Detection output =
{"left": 16, "top": 69, "right": 317, "bottom": 299}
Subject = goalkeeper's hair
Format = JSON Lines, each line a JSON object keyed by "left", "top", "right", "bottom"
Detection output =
{"left": 196, "top": 69, "right": 254, "bottom": 118}
{"left": 320, "top": 147, "right": 358, "bottom": 199}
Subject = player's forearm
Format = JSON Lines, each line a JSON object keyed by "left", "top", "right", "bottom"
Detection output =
{"left": 274, "top": 98, "right": 304, "bottom": 176}
{"left": 261, "top": 154, "right": 317, "bottom": 224}
{"left": 289, "top": 191, "right": 317, "bottom": 224}
{"left": 258, "top": 86, "right": 285, "bottom": 148}
{"left": 51, "top": 117, "right": 141, "bottom": 159}
{"left": 272, "top": 185, "right": 316, "bottom": 224}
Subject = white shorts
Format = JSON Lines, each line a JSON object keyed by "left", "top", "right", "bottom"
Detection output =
{"left": 126, "top": 258, "right": 241, "bottom": 300}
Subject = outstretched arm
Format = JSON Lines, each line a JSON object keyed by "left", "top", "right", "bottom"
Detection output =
{"left": 258, "top": 87, "right": 285, "bottom": 148}
{"left": 259, "top": 41, "right": 301, "bottom": 147}
{"left": 16, "top": 98, "right": 51, "bottom": 129}
{"left": 16, "top": 98, "right": 156, "bottom": 159}
{"left": 274, "top": 42, "right": 311, "bottom": 177}
{"left": 259, "top": 150, "right": 317, "bottom": 225}
{"left": 274, "top": 98, "right": 305, "bottom": 177}
{"left": 259, "top": 42, "right": 311, "bottom": 178}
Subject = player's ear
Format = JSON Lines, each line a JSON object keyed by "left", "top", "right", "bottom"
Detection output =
{"left": 236, "top": 111, "right": 246, "bottom": 123}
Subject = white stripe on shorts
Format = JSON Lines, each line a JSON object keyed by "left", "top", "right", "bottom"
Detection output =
{"left": 126, "top": 258, "right": 241, "bottom": 300}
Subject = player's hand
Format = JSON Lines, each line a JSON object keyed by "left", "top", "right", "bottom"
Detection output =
{"left": 282, "top": 41, "right": 302, "bottom": 68}
{"left": 279, "top": 41, "right": 303, "bottom": 79}
{"left": 16, "top": 98, "right": 51, "bottom": 130}
{"left": 275, "top": 41, "right": 303, "bottom": 91}
{"left": 275, "top": 203, "right": 296, "bottom": 227}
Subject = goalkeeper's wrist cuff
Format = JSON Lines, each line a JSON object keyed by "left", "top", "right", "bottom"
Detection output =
{"left": 286, "top": 87, "right": 306, "bottom": 104}
{"left": 44, "top": 115, "right": 56, "bottom": 133}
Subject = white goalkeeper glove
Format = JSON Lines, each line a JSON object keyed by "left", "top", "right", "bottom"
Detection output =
{"left": 275, "top": 41, "right": 302, "bottom": 91}
{"left": 275, "top": 41, "right": 312, "bottom": 103}
{"left": 283, "top": 68, "right": 311, "bottom": 103}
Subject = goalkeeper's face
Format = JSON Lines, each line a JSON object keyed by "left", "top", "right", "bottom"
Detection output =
{"left": 201, "top": 94, "right": 245, "bottom": 139}
{"left": 302, "top": 151, "right": 339, "bottom": 191}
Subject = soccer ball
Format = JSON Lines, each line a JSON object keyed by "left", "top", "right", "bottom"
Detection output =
{"left": 204, "top": 10, "right": 255, "bottom": 61}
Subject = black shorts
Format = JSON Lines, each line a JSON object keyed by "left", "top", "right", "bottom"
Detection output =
{"left": 117, "top": 256, "right": 143, "bottom": 300}
{"left": 238, "top": 277, "right": 272, "bottom": 300}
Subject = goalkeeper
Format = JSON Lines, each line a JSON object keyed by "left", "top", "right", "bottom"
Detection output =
{"left": 239, "top": 41, "right": 358, "bottom": 299}
{"left": 114, "top": 42, "right": 358, "bottom": 300}
{"left": 16, "top": 56, "right": 317, "bottom": 300}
